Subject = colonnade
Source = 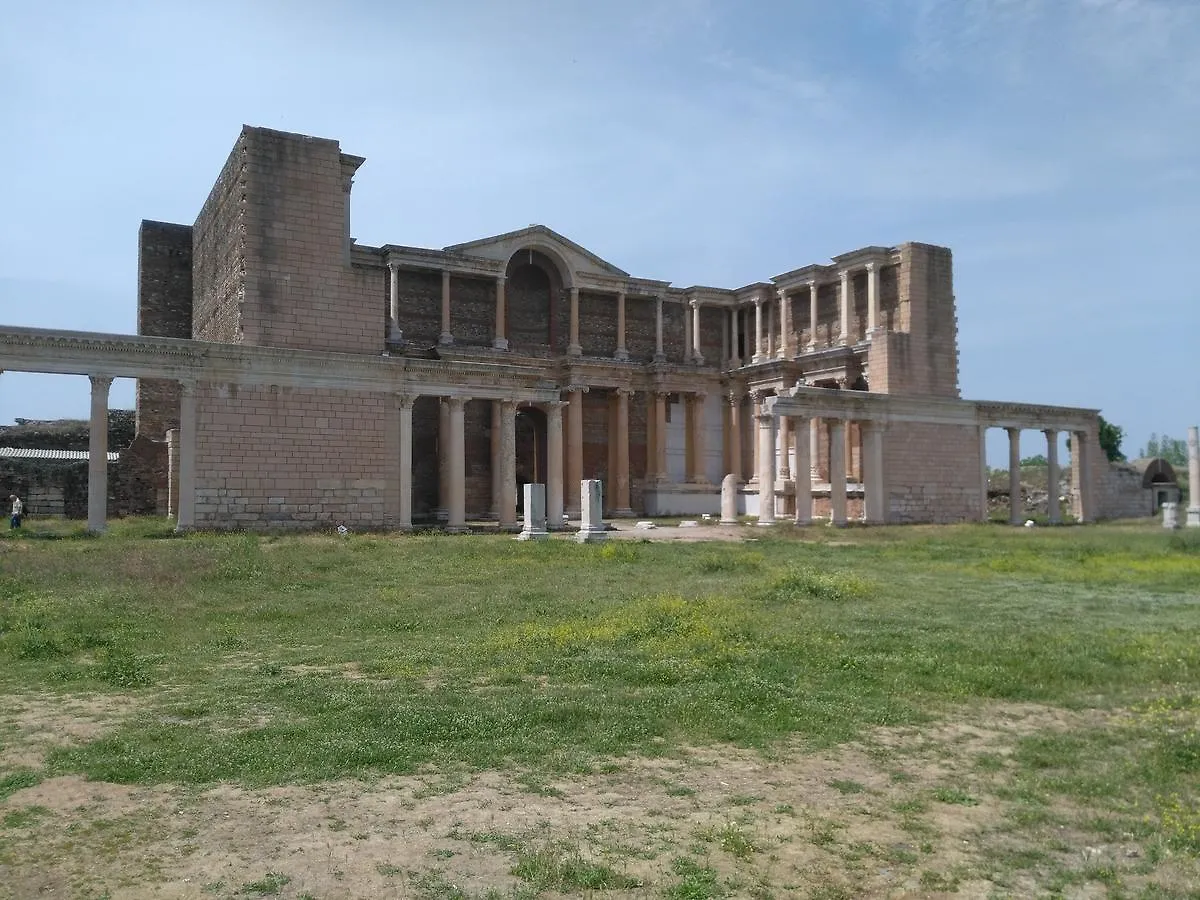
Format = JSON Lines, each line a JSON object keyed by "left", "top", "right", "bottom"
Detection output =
{"left": 981, "top": 425, "right": 1091, "bottom": 524}
{"left": 754, "top": 404, "right": 886, "bottom": 526}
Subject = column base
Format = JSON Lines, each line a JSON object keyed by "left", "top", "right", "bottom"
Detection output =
{"left": 614, "top": 348, "right": 629, "bottom": 361}
{"left": 493, "top": 338, "right": 509, "bottom": 351}
{"left": 438, "top": 333, "right": 454, "bottom": 346}
{"left": 751, "top": 354, "right": 764, "bottom": 364}
{"left": 612, "top": 507, "right": 635, "bottom": 518}
{"left": 729, "top": 357, "right": 741, "bottom": 369}
{"left": 756, "top": 519, "right": 776, "bottom": 527}
{"left": 693, "top": 353, "right": 705, "bottom": 366}
{"left": 1187, "top": 508, "right": 1200, "bottom": 527}
{"left": 575, "top": 527, "right": 608, "bottom": 544}
{"left": 653, "top": 352, "right": 666, "bottom": 363}
{"left": 567, "top": 344, "right": 583, "bottom": 357}
{"left": 516, "top": 529, "right": 549, "bottom": 541}
{"left": 806, "top": 342, "right": 818, "bottom": 353}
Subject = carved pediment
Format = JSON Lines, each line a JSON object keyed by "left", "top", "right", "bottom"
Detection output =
{"left": 444, "top": 225, "right": 629, "bottom": 282}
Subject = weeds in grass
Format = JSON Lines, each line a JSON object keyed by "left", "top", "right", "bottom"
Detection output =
{"left": 697, "top": 821, "right": 759, "bottom": 859}
{"left": 665, "top": 856, "right": 722, "bottom": 899}
{"left": 238, "top": 872, "right": 290, "bottom": 895}
{"left": 512, "top": 843, "right": 639, "bottom": 890}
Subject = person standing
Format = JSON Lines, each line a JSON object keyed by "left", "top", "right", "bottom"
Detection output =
{"left": 8, "top": 494, "right": 22, "bottom": 529}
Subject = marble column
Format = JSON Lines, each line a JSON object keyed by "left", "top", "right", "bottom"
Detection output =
{"left": 778, "top": 289, "right": 791, "bottom": 358}
{"left": 730, "top": 308, "right": 741, "bottom": 368}
{"left": 446, "top": 397, "right": 468, "bottom": 532}
{"left": 437, "top": 400, "right": 450, "bottom": 521}
{"left": 1188, "top": 426, "right": 1200, "bottom": 527}
{"left": 439, "top": 270, "right": 453, "bottom": 346}
{"left": 690, "top": 392, "right": 708, "bottom": 483}
{"left": 752, "top": 297, "right": 764, "bottom": 363}
{"left": 654, "top": 391, "right": 669, "bottom": 481}
{"left": 866, "top": 261, "right": 880, "bottom": 337}
{"left": 614, "top": 389, "right": 633, "bottom": 515}
{"left": 810, "top": 417, "right": 821, "bottom": 481}
{"left": 749, "top": 394, "right": 761, "bottom": 484}
{"left": 691, "top": 300, "right": 704, "bottom": 364}
{"left": 498, "top": 400, "right": 517, "bottom": 529}
{"left": 87, "top": 375, "right": 113, "bottom": 533}
{"left": 766, "top": 300, "right": 776, "bottom": 358}
{"left": 493, "top": 275, "right": 508, "bottom": 350}
{"left": 978, "top": 424, "right": 990, "bottom": 523}
{"left": 174, "top": 380, "right": 197, "bottom": 531}
{"left": 566, "top": 388, "right": 585, "bottom": 517}
{"left": 793, "top": 416, "right": 812, "bottom": 526}
{"left": 756, "top": 402, "right": 776, "bottom": 525}
{"left": 1045, "top": 429, "right": 1061, "bottom": 525}
{"left": 683, "top": 300, "right": 694, "bottom": 364}
{"left": 654, "top": 296, "right": 666, "bottom": 362}
{"left": 615, "top": 292, "right": 629, "bottom": 361}
{"left": 727, "top": 392, "right": 742, "bottom": 483}
{"left": 1007, "top": 427, "right": 1022, "bottom": 525}
{"left": 568, "top": 287, "right": 582, "bottom": 357}
{"left": 838, "top": 270, "right": 851, "bottom": 345}
{"left": 388, "top": 261, "right": 403, "bottom": 343}
{"left": 829, "top": 418, "right": 847, "bottom": 526}
{"left": 778, "top": 415, "right": 791, "bottom": 481}
{"left": 808, "top": 281, "right": 819, "bottom": 350}
{"left": 863, "top": 421, "right": 885, "bottom": 524}
{"left": 546, "top": 401, "right": 565, "bottom": 528}
{"left": 397, "top": 394, "right": 414, "bottom": 530}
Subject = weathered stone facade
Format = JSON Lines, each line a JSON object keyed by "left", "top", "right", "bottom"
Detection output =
{"left": 0, "top": 125, "right": 1145, "bottom": 530}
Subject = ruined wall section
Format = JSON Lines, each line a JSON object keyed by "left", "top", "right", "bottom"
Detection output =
{"left": 136, "top": 220, "right": 193, "bottom": 441}
{"left": 237, "top": 127, "right": 382, "bottom": 354}
{"left": 883, "top": 421, "right": 983, "bottom": 523}
{"left": 894, "top": 243, "right": 960, "bottom": 398}
{"left": 192, "top": 136, "right": 246, "bottom": 344}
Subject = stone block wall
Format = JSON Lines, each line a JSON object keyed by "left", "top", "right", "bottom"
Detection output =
{"left": 136, "top": 220, "right": 193, "bottom": 440}
{"left": 579, "top": 292, "right": 617, "bottom": 357}
{"left": 624, "top": 296, "right": 657, "bottom": 362}
{"left": 192, "top": 134, "right": 246, "bottom": 344}
{"left": 112, "top": 434, "right": 167, "bottom": 516}
{"left": 1095, "top": 462, "right": 1152, "bottom": 519}
{"left": 883, "top": 421, "right": 983, "bottom": 523}
{"left": 894, "top": 243, "right": 960, "bottom": 398}
{"left": 394, "top": 269, "right": 441, "bottom": 346}
{"left": 193, "top": 383, "right": 390, "bottom": 529}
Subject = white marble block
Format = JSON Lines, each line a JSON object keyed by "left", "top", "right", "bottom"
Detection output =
{"left": 1162, "top": 501, "right": 1179, "bottom": 530}
{"left": 516, "top": 483, "right": 548, "bottom": 541}
{"left": 576, "top": 479, "right": 608, "bottom": 543}
{"left": 720, "top": 473, "right": 739, "bottom": 524}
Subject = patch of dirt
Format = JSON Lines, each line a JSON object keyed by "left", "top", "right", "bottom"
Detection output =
{"left": 1, "top": 693, "right": 137, "bottom": 769}
{"left": 1, "top": 701, "right": 1196, "bottom": 899}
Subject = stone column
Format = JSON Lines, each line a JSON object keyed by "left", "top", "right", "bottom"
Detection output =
{"left": 568, "top": 287, "right": 582, "bottom": 357}
{"left": 446, "top": 397, "right": 468, "bottom": 532}
{"left": 388, "top": 260, "right": 403, "bottom": 343}
{"left": 691, "top": 300, "right": 704, "bottom": 364}
{"left": 398, "top": 394, "right": 414, "bottom": 531}
{"left": 808, "top": 281, "right": 819, "bottom": 350}
{"left": 829, "top": 418, "right": 847, "bottom": 526}
{"left": 654, "top": 296, "right": 665, "bottom": 362}
{"left": 730, "top": 307, "right": 741, "bottom": 368}
{"left": 810, "top": 417, "right": 821, "bottom": 481}
{"left": 615, "top": 292, "right": 629, "bottom": 361}
{"left": 756, "top": 402, "right": 776, "bottom": 525}
{"left": 683, "top": 301, "right": 693, "bottom": 364}
{"left": 866, "top": 261, "right": 880, "bottom": 336}
{"left": 690, "top": 392, "right": 708, "bottom": 483}
{"left": 176, "top": 380, "right": 197, "bottom": 532}
{"left": 778, "top": 415, "right": 791, "bottom": 481}
{"left": 614, "top": 389, "right": 633, "bottom": 515}
{"left": 439, "top": 270, "right": 453, "bottom": 346}
{"left": 1045, "top": 429, "right": 1061, "bottom": 525}
{"left": 87, "top": 375, "right": 113, "bottom": 533}
{"left": 493, "top": 275, "right": 508, "bottom": 350}
{"left": 654, "top": 391, "right": 669, "bottom": 481}
{"left": 978, "top": 424, "right": 990, "bottom": 523}
{"left": 863, "top": 421, "right": 885, "bottom": 524}
{"left": 726, "top": 392, "right": 742, "bottom": 483}
{"left": 167, "top": 429, "right": 179, "bottom": 519}
{"left": 498, "top": 400, "right": 517, "bottom": 529}
{"left": 752, "top": 297, "right": 764, "bottom": 363}
{"left": 436, "top": 400, "right": 450, "bottom": 521}
{"left": 749, "top": 393, "right": 761, "bottom": 484}
{"left": 1007, "top": 427, "right": 1022, "bottom": 525}
{"left": 1187, "top": 426, "right": 1200, "bottom": 527}
{"left": 793, "top": 415, "right": 812, "bottom": 526}
{"left": 566, "top": 387, "right": 585, "bottom": 517}
{"left": 778, "top": 289, "right": 791, "bottom": 358}
{"left": 767, "top": 300, "right": 776, "bottom": 358}
{"left": 546, "top": 401, "right": 565, "bottom": 528}
{"left": 1072, "top": 430, "right": 1093, "bottom": 524}
{"left": 838, "top": 270, "right": 851, "bottom": 345}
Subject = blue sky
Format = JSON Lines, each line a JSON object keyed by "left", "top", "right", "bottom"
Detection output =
{"left": 1, "top": 0, "right": 1196, "bottom": 464}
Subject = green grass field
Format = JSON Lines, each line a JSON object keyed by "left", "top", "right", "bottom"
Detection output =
{"left": 1, "top": 519, "right": 1198, "bottom": 898}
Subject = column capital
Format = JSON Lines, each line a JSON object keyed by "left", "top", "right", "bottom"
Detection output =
{"left": 179, "top": 378, "right": 198, "bottom": 398}
{"left": 864, "top": 260, "right": 878, "bottom": 273}
{"left": 495, "top": 274, "right": 507, "bottom": 283}
{"left": 564, "top": 384, "right": 590, "bottom": 395}
{"left": 89, "top": 374, "right": 114, "bottom": 390}
{"left": 689, "top": 297, "right": 703, "bottom": 310}
{"left": 725, "top": 390, "right": 742, "bottom": 406}
{"left": 445, "top": 395, "right": 470, "bottom": 409}
{"left": 387, "top": 257, "right": 403, "bottom": 272}
{"left": 615, "top": 386, "right": 635, "bottom": 397}
{"left": 754, "top": 296, "right": 764, "bottom": 308}
{"left": 690, "top": 390, "right": 708, "bottom": 401}
{"left": 395, "top": 392, "right": 416, "bottom": 410}
{"left": 777, "top": 287, "right": 788, "bottom": 300}
{"left": 1042, "top": 427, "right": 1059, "bottom": 438}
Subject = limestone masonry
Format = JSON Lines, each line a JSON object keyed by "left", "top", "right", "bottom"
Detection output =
{"left": 0, "top": 125, "right": 1171, "bottom": 530}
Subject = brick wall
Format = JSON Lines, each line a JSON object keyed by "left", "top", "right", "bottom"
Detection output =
{"left": 395, "top": 269, "right": 441, "bottom": 346}
{"left": 579, "top": 291, "right": 617, "bottom": 357}
{"left": 136, "top": 221, "right": 193, "bottom": 440}
{"left": 624, "top": 296, "right": 657, "bottom": 362}
{"left": 896, "top": 243, "right": 960, "bottom": 398}
{"left": 883, "top": 422, "right": 983, "bottom": 522}
{"left": 1095, "top": 462, "right": 1153, "bottom": 519}
{"left": 193, "top": 383, "right": 390, "bottom": 529}
{"left": 192, "top": 135, "right": 246, "bottom": 343}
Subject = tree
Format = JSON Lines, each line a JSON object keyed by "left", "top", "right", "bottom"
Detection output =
{"left": 1098, "top": 416, "right": 1125, "bottom": 462}
{"left": 1139, "top": 433, "right": 1188, "bottom": 467}
{"left": 1020, "top": 454, "right": 1047, "bottom": 466}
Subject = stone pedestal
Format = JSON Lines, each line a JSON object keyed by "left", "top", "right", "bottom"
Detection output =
{"left": 575, "top": 479, "right": 608, "bottom": 543}
{"left": 517, "top": 483, "right": 549, "bottom": 541}
{"left": 720, "top": 473, "right": 739, "bottom": 524}
{"left": 1162, "top": 501, "right": 1179, "bottom": 530}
